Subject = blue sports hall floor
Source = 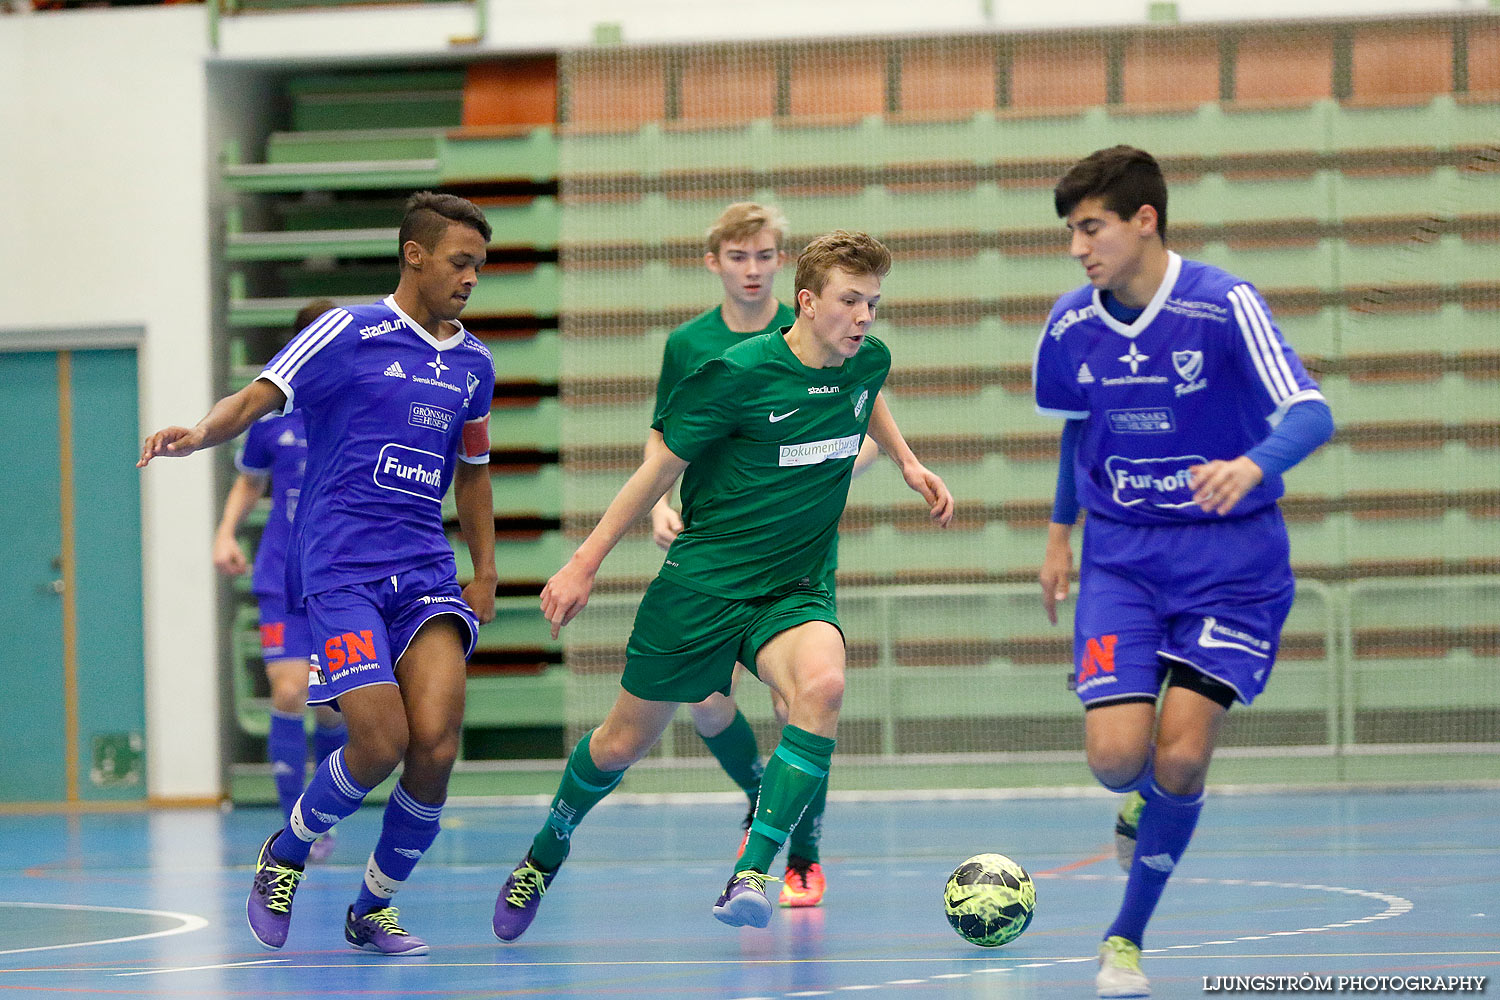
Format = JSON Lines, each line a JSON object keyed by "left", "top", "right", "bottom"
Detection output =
{"left": 2, "top": 788, "right": 1496, "bottom": 998}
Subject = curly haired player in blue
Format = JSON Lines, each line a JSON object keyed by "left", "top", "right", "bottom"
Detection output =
{"left": 1033, "top": 146, "right": 1334, "bottom": 998}
{"left": 141, "top": 192, "right": 499, "bottom": 956}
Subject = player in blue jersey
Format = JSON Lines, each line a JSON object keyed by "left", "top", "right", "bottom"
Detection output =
{"left": 649, "top": 203, "right": 880, "bottom": 907}
{"left": 140, "top": 192, "right": 500, "bottom": 956}
{"left": 1033, "top": 147, "right": 1335, "bottom": 998}
{"left": 213, "top": 300, "right": 347, "bottom": 863}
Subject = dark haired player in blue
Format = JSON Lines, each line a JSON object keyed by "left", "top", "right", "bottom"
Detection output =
{"left": 214, "top": 300, "right": 347, "bottom": 862}
{"left": 1033, "top": 146, "right": 1334, "bottom": 998}
{"left": 140, "top": 192, "right": 499, "bottom": 957}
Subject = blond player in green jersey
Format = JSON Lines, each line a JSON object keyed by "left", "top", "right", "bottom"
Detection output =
{"left": 492, "top": 231, "right": 954, "bottom": 938}
{"left": 653, "top": 203, "right": 879, "bottom": 907}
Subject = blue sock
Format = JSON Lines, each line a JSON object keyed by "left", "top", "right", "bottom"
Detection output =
{"left": 1105, "top": 781, "right": 1204, "bottom": 947}
{"left": 353, "top": 781, "right": 442, "bottom": 917}
{"left": 273, "top": 747, "right": 370, "bottom": 867}
{"left": 312, "top": 721, "right": 348, "bottom": 766}
{"left": 267, "top": 711, "right": 308, "bottom": 820}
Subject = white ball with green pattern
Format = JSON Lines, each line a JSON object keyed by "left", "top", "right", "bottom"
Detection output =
{"left": 942, "top": 853, "right": 1036, "bottom": 947}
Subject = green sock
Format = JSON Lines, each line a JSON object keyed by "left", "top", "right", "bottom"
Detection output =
{"left": 530, "top": 730, "right": 624, "bottom": 871}
{"left": 787, "top": 771, "right": 827, "bottom": 863}
{"left": 699, "top": 710, "right": 764, "bottom": 798}
{"left": 736, "top": 725, "right": 834, "bottom": 876}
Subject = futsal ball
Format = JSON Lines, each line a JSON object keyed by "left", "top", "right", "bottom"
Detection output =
{"left": 942, "top": 853, "right": 1035, "bottom": 947}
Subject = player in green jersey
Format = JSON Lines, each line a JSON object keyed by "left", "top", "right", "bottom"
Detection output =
{"left": 652, "top": 203, "right": 879, "bottom": 908}
{"left": 492, "top": 231, "right": 954, "bottom": 939}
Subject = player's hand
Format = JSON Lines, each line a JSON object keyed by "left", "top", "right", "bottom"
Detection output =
{"left": 1189, "top": 456, "right": 1264, "bottom": 516}
{"left": 540, "top": 559, "right": 597, "bottom": 639}
{"left": 138, "top": 426, "right": 206, "bottom": 467}
{"left": 650, "top": 503, "right": 683, "bottom": 551}
{"left": 1039, "top": 531, "right": 1073, "bottom": 626}
{"left": 212, "top": 534, "right": 249, "bottom": 576}
{"left": 463, "top": 573, "right": 498, "bottom": 625}
{"left": 902, "top": 461, "right": 955, "bottom": 527}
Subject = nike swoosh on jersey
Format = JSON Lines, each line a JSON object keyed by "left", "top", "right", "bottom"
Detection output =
{"left": 769, "top": 409, "right": 800, "bottom": 423}
{"left": 1197, "top": 616, "right": 1270, "bottom": 658}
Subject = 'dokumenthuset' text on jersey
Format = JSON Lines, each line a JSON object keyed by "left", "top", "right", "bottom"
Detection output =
{"left": 236, "top": 410, "right": 307, "bottom": 599}
{"left": 1034, "top": 252, "right": 1324, "bottom": 525}
{"left": 258, "top": 296, "right": 495, "bottom": 602}
{"left": 654, "top": 331, "right": 889, "bottom": 599}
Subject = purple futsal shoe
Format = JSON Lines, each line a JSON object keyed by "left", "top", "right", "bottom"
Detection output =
{"left": 492, "top": 852, "right": 558, "bottom": 941}
{"left": 713, "top": 869, "right": 774, "bottom": 928}
{"left": 247, "top": 832, "right": 305, "bottom": 949}
{"left": 307, "top": 830, "right": 337, "bottom": 864}
{"left": 344, "top": 906, "right": 430, "bottom": 956}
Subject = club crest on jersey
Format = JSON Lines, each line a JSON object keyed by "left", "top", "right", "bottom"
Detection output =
{"left": 465, "top": 371, "right": 481, "bottom": 406}
{"left": 1173, "top": 349, "right": 1208, "bottom": 396}
{"left": 1173, "top": 350, "right": 1203, "bottom": 382}
{"left": 853, "top": 388, "right": 869, "bottom": 419}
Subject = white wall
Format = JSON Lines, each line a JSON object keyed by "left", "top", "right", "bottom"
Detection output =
{"left": 0, "top": 6, "right": 219, "bottom": 802}
{"left": 214, "top": 0, "right": 1493, "bottom": 60}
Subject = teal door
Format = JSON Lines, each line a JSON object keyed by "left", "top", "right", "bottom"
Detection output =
{"left": 0, "top": 349, "right": 145, "bottom": 803}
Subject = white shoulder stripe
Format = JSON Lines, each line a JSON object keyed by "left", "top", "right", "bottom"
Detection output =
{"left": 267, "top": 308, "right": 346, "bottom": 378}
{"left": 1237, "top": 286, "right": 1300, "bottom": 393}
{"left": 1228, "top": 286, "right": 1292, "bottom": 401}
{"left": 269, "top": 309, "right": 352, "bottom": 385}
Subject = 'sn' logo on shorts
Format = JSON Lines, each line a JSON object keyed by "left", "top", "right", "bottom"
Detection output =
{"left": 1078, "top": 634, "right": 1119, "bottom": 681}
{"left": 260, "top": 622, "right": 286, "bottom": 650}
{"left": 323, "top": 630, "right": 377, "bottom": 672}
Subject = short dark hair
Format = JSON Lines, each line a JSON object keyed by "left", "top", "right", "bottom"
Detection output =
{"left": 398, "top": 192, "right": 492, "bottom": 268}
{"left": 293, "top": 298, "right": 336, "bottom": 335}
{"left": 1054, "top": 145, "right": 1169, "bottom": 243}
{"left": 793, "top": 231, "right": 892, "bottom": 316}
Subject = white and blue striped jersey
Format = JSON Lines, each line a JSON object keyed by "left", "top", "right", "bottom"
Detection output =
{"left": 257, "top": 295, "right": 495, "bottom": 602}
{"left": 1033, "top": 252, "right": 1323, "bottom": 525}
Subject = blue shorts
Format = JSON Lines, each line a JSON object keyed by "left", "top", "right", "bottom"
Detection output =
{"left": 256, "top": 596, "right": 314, "bottom": 662}
{"left": 304, "top": 561, "right": 480, "bottom": 707}
{"left": 1072, "top": 507, "right": 1295, "bottom": 708}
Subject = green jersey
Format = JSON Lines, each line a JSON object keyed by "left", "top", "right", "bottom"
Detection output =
{"left": 653, "top": 303, "right": 797, "bottom": 420}
{"left": 654, "top": 331, "right": 890, "bottom": 599}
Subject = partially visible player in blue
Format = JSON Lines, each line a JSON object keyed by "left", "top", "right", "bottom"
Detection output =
{"left": 1032, "top": 146, "right": 1335, "bottom": 998}
{"left": 213, "top": 300, "right": 347, "bottom": 864}
{"left": 140, "top": 192, "right": 500, "bottom": 957}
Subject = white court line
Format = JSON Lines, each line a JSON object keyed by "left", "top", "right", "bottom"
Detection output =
{"left": 116, "top": 959, "right": 287, "bottom": 978}
{"left": 0, "top": 902, "right": 208, "bottom": 957}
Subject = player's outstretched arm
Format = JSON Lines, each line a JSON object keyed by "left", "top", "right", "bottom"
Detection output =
{"left": 541, "top": 445, "right": 690, "bottom": 638}
{"left": 454, "top": 461, "right": 499, "bottom": 625}
{"left": 138, "top": 379, "right": 287, "bottom": 468}
{"left": 644, "top": 429, "right": 685, "bottom": 550}
{"left": 864, "top": 392, "right": 954, "bottom": 527}
{"left": 213, "top": 473, "right": 268, "bottom": 576}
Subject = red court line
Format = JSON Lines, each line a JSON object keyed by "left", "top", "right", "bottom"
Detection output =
{"left": 1036, "top": 850, "right": 1113, "bottom": 875}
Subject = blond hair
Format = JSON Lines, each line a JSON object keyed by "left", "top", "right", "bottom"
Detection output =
{"left": 792, "top": 231, "right": 892, "bottom": 316}
{"left": 706, "top": 202, "right": 790, "bottom": 255}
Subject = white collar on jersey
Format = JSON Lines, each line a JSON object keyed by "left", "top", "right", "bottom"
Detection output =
{"left": 383, "top": 295, "right": 469, "bottom": 351}
{"left": 1090, "top": 251, "right": 1182, "bottom": 339}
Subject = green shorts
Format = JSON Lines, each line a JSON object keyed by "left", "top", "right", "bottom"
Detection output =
{"left": 622, "top": 575, "right": 842, "bottom": 704}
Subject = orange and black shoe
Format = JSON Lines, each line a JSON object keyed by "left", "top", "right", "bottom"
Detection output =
{"left": 778, "top": 854, "right": 825, "bottom": 908}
